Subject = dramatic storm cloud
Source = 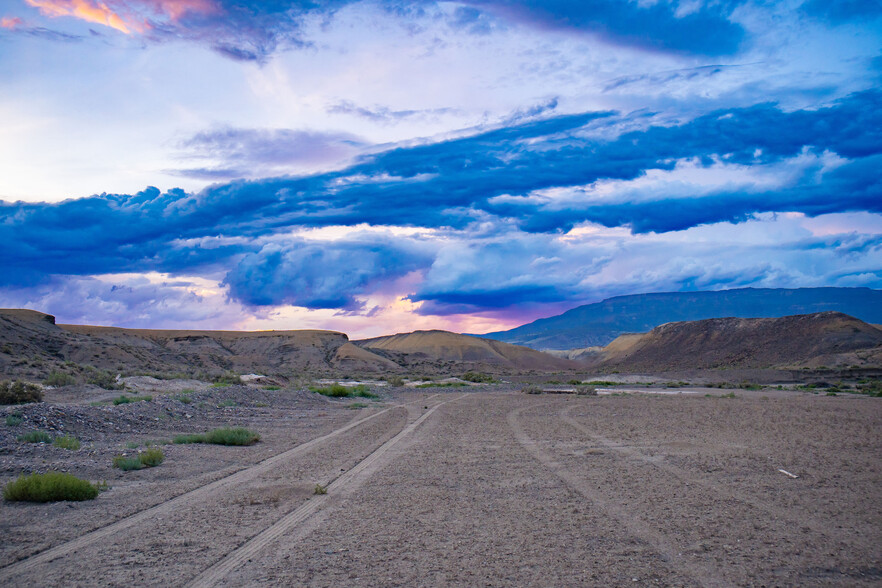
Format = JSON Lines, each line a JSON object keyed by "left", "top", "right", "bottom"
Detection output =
{"left": 1, "top": 0, "right": 880, "bottom": 335}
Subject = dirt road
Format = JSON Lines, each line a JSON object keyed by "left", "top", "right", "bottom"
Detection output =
{"left": 2, "top": 389, "right": 880, "bottom": 586}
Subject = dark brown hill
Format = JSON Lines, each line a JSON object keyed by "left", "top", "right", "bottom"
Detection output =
{"left": 355, "top": 330, "right": 578, "bottom": 372}
{"left": 582, "top": 312, "right": 882, "bottom": 372}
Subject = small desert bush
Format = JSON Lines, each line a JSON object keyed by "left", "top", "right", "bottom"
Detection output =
{"left": 53, "top": 435, "right": 81, "bottom": 450}
{"left": 462, "top": 371, "right": 496, "bottom": 384}
{"left": 310, "top": 384, "right": 378, "bottom": 399}
{"left": 348, "top": 402, "right": 369, "bottom": 409}
{"left": 174, "top": 427, "right": 260, "bottom": 446}
{"left": 310, "top": 383, "right": 350, "bottom": 397}
{"left": 205, "top": 427, "right": 260, "bottom": 446}
{"left": 385, "top": 375, "right": 405, "bottom": 387}
{"left": 4, "top": 471, "right": 100, "bottom": 502}
{"left": 138, "top": 448, "right": 165, "bottom": 467}
{"left": 263, "top": 385, "right": 281, "bottom": 391}
{"left": 0, "top": 380, "right": 43, "bottom": 404}
{"left": 113, "top": 455, "right": 142, "bottom": 471}
{"left": 18, "top": 431, "right": 52, "bottom": 443}
{"left": 522, "top": 385, "right": 543, "bottom": 395}
{"left": 314, "top": 483, "right": 328, "bottom": 495}
{"left": 43, "top": 371, "right": 77, "bottom": 388}
{"left": 6, "top": 412, "right": 23, "bottom": 426}
{"left": 112, "top": 395, "right": 152, "bottom": 405}
{"left": 113, "top": 448, "right": 164, "bottom": 471}
{"left": 217, "top": 400, "right": 237, "bottom": 408}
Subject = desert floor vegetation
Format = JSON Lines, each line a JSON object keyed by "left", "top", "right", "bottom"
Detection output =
{"left": 309, "top": 384, "right": 378, "bottom": 399}
{"left": 173, "top": 427, "right": 261, "bottom": 446}
{"left": 53, "top": 435, "right": 81, "bottom": 450}
{"left": 3, "top": 472, "right": 100, "bottom": 502}
{"left": 112, "top": 394, "right": 152, "bottom": 405}
{"left": 113, "top": 447, "right": 165, "bottom": 471}
{"left": 0, "top": 381, "right": 43, "bottom": 404}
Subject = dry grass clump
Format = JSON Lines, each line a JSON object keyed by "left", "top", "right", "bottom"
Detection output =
{"left": 18, "top": 430, "right": 52, "bottom": 443}
{"left": 53, "top": 435, "right": 81, "bottom": 450}
{"left": 174, "top": 427, "right": 260, "bottom": 446}
{"left": 4, "top": 471, "right": 99, "bottom": 502}
{"left": 113, "top": 447, "right": 165, "bottom": 471}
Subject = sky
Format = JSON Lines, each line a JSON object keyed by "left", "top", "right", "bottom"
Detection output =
{"left": 0, "top": 0, "right": 880, "bottom": 338}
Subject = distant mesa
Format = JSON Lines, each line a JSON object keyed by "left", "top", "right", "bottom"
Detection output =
{"left": 477, "top": 287, "right": 882, "bottom": 351}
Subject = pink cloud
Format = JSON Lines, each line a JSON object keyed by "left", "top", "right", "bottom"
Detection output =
{"left": 1, "top": 16, "right": 25, "bottom": 29}
{"left": 25, "top": 0, "right": 217, "bottom": 35}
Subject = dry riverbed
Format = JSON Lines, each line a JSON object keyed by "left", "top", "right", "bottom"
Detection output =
{"left": 1, "top": 384, "right": 879, "bottom": 586}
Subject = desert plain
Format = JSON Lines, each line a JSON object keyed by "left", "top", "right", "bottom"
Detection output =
{"left": 1, "top": 379, "right": 879, "bottom": 587}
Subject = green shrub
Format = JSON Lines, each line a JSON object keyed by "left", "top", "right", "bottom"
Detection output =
{"left": 1, "top": 381, "right": 43, "bottom": 404}
{"left": 263, "top": 385, "right": 281, "bottom": 391}
{"left": 43, "top": 371, "right": 77, "bottom": 387}
{"left": 310, "top": 384, "right": 350, "bottom": 397}
{"left": 385, "top": 375, "right": 405, "bottom": 387}
{"left": 314, "top": 483, "right": 328, "bottom": 495}
{"left": 522, "top": 385, "right": 542, "bottom": 395}
{"left": 462, "top": 371, "right": 496, "bottom": 383}
{"left": 113, "top": 455, "right": 142, "bottom": 471}
{"left": 18, "top": 431, "right": 52, "bottom": 443}
{"left": 175, "top": 394, "right": 192, "bottom": 404}
{"left": 6, "top": 413, "right": 23, "bottom": 426}
{"left": 53, "top": 436, "right": 81, "bottom": 450}
{"left": 350, "top": 385, "right": 378, "bottom": 398}
{"left": 204, "top": 427, "right": 260, "bottom": 446}
{"left": 112, "top": 395, "right": 152, "bottom": 405}
{"left": 347, "top": 402, "right": 369, "bottom": 409}
{"left": 217, "top": 400, "right": 237, "bottom": 407}
{"left": 174, "top": 427, "right": 260, "bottom": 446}
{"left": 138, "top": 448, "right": 164, "bottom": 467}
{"left": 4, "top": 471, "right": 100, "bottom": 502}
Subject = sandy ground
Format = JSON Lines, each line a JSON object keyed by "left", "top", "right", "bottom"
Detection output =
{"left": 1, "top": 386, "right": 880, "bottom": 586}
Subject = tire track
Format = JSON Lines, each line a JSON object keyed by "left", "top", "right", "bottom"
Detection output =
{"left": 507, "top": 404, "right": 727, "bottom": 588}
{"left": 0, "top": 394, "right": 439, "bottom": 580}
{"left": 187, "top": 394, "right": 463, "bottom": 588}
{"left": 558, "top": 404, "right": 860, "bottom": 551}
